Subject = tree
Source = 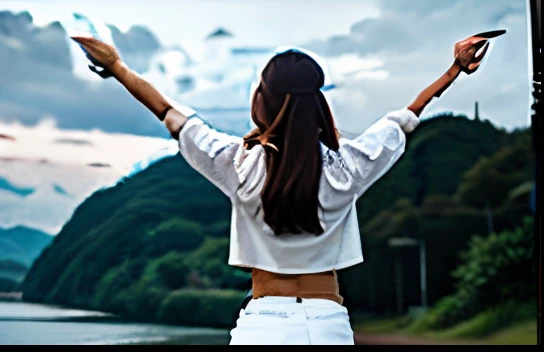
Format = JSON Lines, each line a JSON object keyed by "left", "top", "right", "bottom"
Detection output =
{"left": 455, "top": 132, "right": 534, "bottom": 233}
{"left": 145, "top": 218, "right": 205, "bottom": 257}
{"left": 155, "top": 251, "right": 189, "bottom": 289}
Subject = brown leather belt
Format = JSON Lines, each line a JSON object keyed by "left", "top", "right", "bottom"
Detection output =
{"left": 251, "top": 268, "right": 344, "bottom": 305}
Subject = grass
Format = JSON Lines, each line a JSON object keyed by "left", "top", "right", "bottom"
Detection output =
{"left": 352, "top": 316, "right": 410, "bottom": 334}
{"left": 482, "top": 321, "right": 537, "bottom": 345}
{"left": 353, "top": 316, "right": 537, "bottom": 345}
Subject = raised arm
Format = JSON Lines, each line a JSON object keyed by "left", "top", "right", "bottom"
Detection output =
{"left": 71, "top": 36, "right": 188, "bottom": 139}
{"left": 407, "top": 33, "right": 494, "bottom": 117}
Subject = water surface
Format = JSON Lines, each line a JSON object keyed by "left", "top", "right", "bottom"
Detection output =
{"left": 0, "top": 302, "right": 230, "bottom": 345}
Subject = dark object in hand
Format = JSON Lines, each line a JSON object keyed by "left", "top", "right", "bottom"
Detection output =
{"left": 83, "top": 47, "right": 114, "bottom": 79}
{"left": 454, "top": 29, "right": 507, "bottom": 75}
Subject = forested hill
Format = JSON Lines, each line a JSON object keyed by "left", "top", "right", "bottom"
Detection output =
{"left": 22, "top": 113, "right": 533, "bottom": 325}
{"left": 355, "top": 113, "right": 521, "bottom": 225}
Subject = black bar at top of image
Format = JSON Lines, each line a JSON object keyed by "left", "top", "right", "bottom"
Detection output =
{"left": 529, "top": 0, "right": 542, "bottom": 346}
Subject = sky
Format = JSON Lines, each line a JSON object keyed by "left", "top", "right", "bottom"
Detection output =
{"left": 0, "top": 0, "right": 380, "bottom": 54}
{"left": 0, "top": 119, "right": 175, "bottom": 233}
{"left": 0, "top": 0, "right": 535, "bottom": 234}
{"left": 0, "top": 0, "right": 532, "bottom": 131}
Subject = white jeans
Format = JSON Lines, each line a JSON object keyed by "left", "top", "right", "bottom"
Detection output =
{"left": 229, "top": 296, "right": 354, "bottom": 345}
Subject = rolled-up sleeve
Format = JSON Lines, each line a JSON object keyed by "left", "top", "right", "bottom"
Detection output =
{"left": 338, "top": 108, "right": 420, "bottom": 198}
{"left": 178, "top": 116, "right": 243, "bottom": 197}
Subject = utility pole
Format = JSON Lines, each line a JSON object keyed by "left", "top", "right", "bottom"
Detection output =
{"left": 420, "top": 239, "right": 428, "bottom": 309}
{"left": 389, "top": 237, "right": 428, "bottom": 312}
{"left": 395, "top": 257, "right": 404, "bottom": 314}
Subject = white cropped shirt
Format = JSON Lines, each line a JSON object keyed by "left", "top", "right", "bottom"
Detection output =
{"left": 178, "top": 108, "right": 420, "bottom": 274}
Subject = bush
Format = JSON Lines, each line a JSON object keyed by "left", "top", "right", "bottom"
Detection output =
{"left": 439, "top": 300, "right": 536, "bottom": 338}
{"left": 144, "top": 218, "right": 205, "bottom": 257}
{"left": 409, "top": 299, "right": 536, "bottom": 337}
{"left": 112, "top": 276, "right": 170, "bottom": 321}
{"left": 155, "top": 251, "right": 189, "bottom": 289}
{"left": 156, "top": 289, "right": 246, "bottom": 328}
{"left": 452, "top": 216, "right": 534, "bottom": 309}
{"left": 410, "top": 216, "right": 535, "bottom": 331}
{"left": 92, "top": 258, "right": 147, "bottom": 311}
{"left": 406, "top": 294, "right": 472, "bottom": 332}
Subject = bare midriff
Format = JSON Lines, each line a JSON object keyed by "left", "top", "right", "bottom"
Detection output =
{"left": 251, "top": 268, "right": 344, "bottom": 305}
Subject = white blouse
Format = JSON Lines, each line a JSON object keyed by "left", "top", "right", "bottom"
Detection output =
{"left": 178, "top": 108, "right": 420, "bottom": 274}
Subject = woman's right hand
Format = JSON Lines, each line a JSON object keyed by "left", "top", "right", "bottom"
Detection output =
{"left": 453, "top": 35, "right": 490, "bottom": 75}
{"left": 71, "top": 36, "right": 121, "bottom": 71}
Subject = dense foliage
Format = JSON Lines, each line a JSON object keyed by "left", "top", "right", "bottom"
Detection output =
{"left": 342, "top": 115, "right": 533, "bottom": 312}
{"left": 22, "top": 113, "right": 534, "bottom": 327}
{"left": 22, "top": 149, "right": 249, "bottom": 327}
{"left": 408, "top": 217, "right": 535, "bottom": 331}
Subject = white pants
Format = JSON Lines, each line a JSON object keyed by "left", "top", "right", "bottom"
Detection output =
{"left": 229, "top": 296, "right": 354, "bottom": 345}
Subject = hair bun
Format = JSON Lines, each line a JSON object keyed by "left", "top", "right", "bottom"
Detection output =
{"left": 263, "top": 51, "right": 325, "bottom": 95}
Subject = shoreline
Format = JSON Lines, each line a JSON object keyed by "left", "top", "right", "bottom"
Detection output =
{"left": 0, "top": 301, "right": 232, "bottom": 345}
{"left": 0, "top": 300, "right": 233, "bottom": 329}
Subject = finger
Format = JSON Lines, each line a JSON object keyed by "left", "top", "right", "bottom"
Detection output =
{"left": 468, "top": 36, "right": 488, "bottom": 46}
{"left": 457, "top": 36, "right": 481, "bottom": 48}
{"left": 70, "top": 35, "right": 93, "bottom": 44}
{"left": 457, "top": 46, "right": 475, "bottom": 61}
{"left": 467, "top": 61, "right": 482, "bottom": 74}
{"left": 71, "top": 36, "right": 103, "bottom": 48}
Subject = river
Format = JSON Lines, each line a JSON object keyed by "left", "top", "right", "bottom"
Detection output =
{"left": 0, "top": 302, "right": 230, "bottom": 345}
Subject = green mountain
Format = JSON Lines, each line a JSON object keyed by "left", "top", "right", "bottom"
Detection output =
{"left": 344, "top": 115, "right": 533, "bottom": 312}
{"left": 22, "top": 113, "right": 533, "bottom": 325}
{"left": 22, "top": 151, "right": 248, "bottom": 326}
{"left": 355, "top": 113, "right": 522, "bottom": 226}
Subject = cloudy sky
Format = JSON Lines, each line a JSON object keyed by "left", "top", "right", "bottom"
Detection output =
{"left": 0, "top": 0, "right": 534, "bottom": 234}
{"left": 0, "top": 119, "right": 176, "bottom": 233}
{"left": 1, "top": 0, "right": 532, "bottom": 131}
{"left": 1, "top": 0, "right": 380, "bottom": 52}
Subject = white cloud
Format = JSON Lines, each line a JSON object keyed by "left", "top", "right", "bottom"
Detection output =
{"left": 0, "top": 161, "right": 117, "bottom": 234}
{"left": 327, "top": 54, "right": 385, "bottom": 78}
{"left": 0, "top": 118, "right": 173, "bottom": 172}
{"left": 304, "top": 0, "right": 531, "bottom": 133}
{"left": 1, "top": 0, "right": 530, "bottom": 137}
{"left": 0, "top": 0, "right": 533, "bottom": 233}
{"left": 0, "top": 119, "right": 175, "bottom": 234}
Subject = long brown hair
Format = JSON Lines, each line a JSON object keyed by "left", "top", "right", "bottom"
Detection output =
{"left": 243, "top": 51, "right": 340, "bottom": 236}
